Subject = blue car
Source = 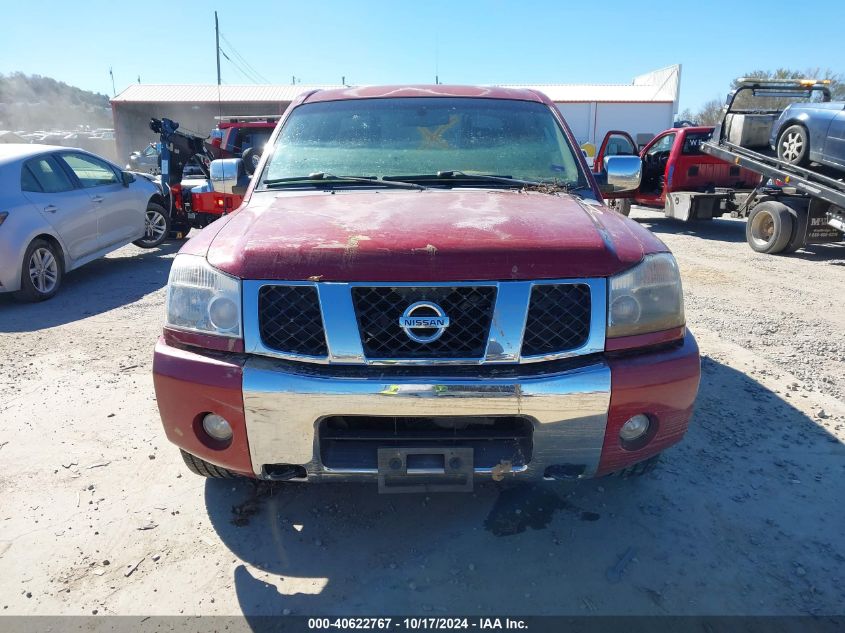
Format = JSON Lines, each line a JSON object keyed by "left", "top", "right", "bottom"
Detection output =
{"left": 770, "top": 101, "right": 845, "bottom": 171}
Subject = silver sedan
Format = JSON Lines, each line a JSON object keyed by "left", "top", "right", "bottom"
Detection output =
{"left": 0, "top": 144, "right": 171, "bottom": 301}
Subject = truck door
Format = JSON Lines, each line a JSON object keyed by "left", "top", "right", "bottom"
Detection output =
{"left": 592, "top": 131, "right": 638, "bottom": 199}
{"left": 636, "top": 132, "right": 676, "bottom": 205}
{"left": 593, "top": 132, "right": 638, "bottom": 170}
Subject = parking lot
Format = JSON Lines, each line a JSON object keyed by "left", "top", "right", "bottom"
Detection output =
{"left": 1, "top": 208, "right": 844, "bottom": 616}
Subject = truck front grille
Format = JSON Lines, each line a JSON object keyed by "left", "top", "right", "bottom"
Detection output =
{"left": 521, "top": 283, "right": 591, "bottom": 356}
{"left": 258, "top": 285, "right": 328, "bottom": 356}
{"left": 352, "top": 286, "right": 496, "bottom": 359}
{"left": 245, "top": 279, "right": 603, "bottom": 364}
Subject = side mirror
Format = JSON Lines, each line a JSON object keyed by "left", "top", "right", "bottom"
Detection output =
{"left": 602, "top": 155, "right": 641, "bottom": 193}
{"left": 241, "top": 147, "right": 262, "bottom": 176}
{"left": 121, "top": 171, "right": 136, "bottom": 186}
{"left": 210, "top": 158, "right": 245, "bottom": 194}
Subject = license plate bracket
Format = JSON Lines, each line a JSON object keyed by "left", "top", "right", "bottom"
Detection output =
{"left": 377, "top": 447, "right": 473, "bottom": 493}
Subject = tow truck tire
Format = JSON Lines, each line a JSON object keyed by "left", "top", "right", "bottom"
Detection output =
{"left": 606, "top": 197, "right": 632, "bottom": 217}
{"left": 180, "top": 449, "right": 239, "bottom": 478}
{"left": 782, "top": 204, "right": 810, "bottom": 254}
{"left": 133, "top": 202, "right": 170, "bottom": 249}
{"left": 777, "top": 125, "right": 810, "bottom": 167}
{"left": 746, "top": 202, "right": 794, "bottom": 254}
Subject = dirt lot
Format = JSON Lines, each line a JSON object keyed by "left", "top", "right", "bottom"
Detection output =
{"left": 1, "top": 208, "right": 844, "bottom": 617}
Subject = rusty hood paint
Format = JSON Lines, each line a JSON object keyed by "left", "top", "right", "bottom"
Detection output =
{"left": 196, "top": 189, "right": 668, "bottom": 281}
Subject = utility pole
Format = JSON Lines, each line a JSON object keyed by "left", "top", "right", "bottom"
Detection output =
{"left": 109, "top": 67, "right": 116, "bottom": 96}
{"left": 215, "top": 11, "right": 221, "bottom": 85}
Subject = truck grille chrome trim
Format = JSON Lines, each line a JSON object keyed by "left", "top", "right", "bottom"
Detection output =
{"left": 243, "top": 278, "right": 606, "bottom": 365}
{"left": 242, "top": 358, "right": 611, "bottom": 478}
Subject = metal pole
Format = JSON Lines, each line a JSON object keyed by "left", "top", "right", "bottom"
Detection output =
{"left": 215, "top": 11, "right": 221, "bottom": 85}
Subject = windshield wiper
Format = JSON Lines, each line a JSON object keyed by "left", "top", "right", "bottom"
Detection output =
{"left": 263, "top": 172, "right": 426, "bottom": 190}
{"left": 384, "top": 170, "right": 540, "bottom": 187}
{"left": 384, "top": 170, "right": 589, "bottom": 196}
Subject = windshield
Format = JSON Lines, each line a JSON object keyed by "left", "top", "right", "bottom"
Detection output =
{"left": 259, "top": 97, "right": 586, "bottom": 188}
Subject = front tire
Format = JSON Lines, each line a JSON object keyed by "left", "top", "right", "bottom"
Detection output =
{"left": 133, "top": 201, "right": 170, "bottom": 248}
{"left": 746, "top": 201, "right": 794, "bottom": 254}
{"left": 15, "top": 238, "right": 63, "bottom": 302}
{"left": 777, "top": 125, "right": 810, "bottom": 167}
{"left": 180, "top": 450, "right": 239, "bottom": 478}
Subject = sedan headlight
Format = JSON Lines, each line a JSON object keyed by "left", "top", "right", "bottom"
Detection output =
{"left": 607, "top": 253, "right": 684, "bottom": 338}
{"left": 165, "top": 254, "right": 242, "bottom": 338}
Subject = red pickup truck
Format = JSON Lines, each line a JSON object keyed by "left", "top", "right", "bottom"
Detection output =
{"left": 594, "top": 127, "right": 760, "bottom": 218}
{"left": 153, "top": 86, "right": 700, "bottom": 492}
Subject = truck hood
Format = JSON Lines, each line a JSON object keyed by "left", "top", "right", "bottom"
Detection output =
{"left": 199, "top": 189, "right": 667, "bottom": 281}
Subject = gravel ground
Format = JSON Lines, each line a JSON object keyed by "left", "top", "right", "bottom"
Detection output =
{"left": 0, "top": 208, "right": 843, "bottom": 617}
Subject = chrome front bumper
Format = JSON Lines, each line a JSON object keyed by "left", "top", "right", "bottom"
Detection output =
{"left": 242, "top": 357, "right": 611, "bottom": 481}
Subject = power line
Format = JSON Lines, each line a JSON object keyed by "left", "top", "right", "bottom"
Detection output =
{"left": 220, "top": 33, "right": 270, "bottom": 83}
{"left": 219, "top": 32, "right": 272, "bottom": 83}
{"left": 219, "top": 46, "right": 262, "bottom": 84}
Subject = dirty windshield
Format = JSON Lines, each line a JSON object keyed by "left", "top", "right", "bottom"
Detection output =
{"left": 260, "top": 97, "right": 585, "bottom": 187}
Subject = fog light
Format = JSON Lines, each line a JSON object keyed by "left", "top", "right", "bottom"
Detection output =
{"left": 620, "top": 414, "right": 650, "bottom": 442}
{"left": 202, "top": 413, "right": 233, "bottom": 442}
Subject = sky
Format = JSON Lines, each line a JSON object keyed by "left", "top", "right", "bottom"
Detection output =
{"left": 1, "top": 0, "right": 842, "bottom": 112}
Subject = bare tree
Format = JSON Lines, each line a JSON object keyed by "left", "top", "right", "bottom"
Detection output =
{"left": 676, "top": 107, "right": 697, "bottom": 124}
{"left": 695, "top": 99, "right": 724, "bottom": 126}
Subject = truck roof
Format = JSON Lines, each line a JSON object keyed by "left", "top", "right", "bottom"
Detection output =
{"left": 302, "top": 85, "right": 552, "bottom": 105}
{"left": 669, "top": 126, "right": 714, "bottom": 134}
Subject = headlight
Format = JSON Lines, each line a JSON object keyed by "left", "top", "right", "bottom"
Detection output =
{"left": 607, "top": 253, "right": 684, "bottom": 338}
{"left": 165, "top": 254, "right": 242, "bottom": 338}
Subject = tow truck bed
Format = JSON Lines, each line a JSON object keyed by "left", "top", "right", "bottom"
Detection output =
{"left": 702, "top": 140, "right": 845, "bottom": 210}
{"left": 691, "top": 78, "right": 845, "bottom": 253}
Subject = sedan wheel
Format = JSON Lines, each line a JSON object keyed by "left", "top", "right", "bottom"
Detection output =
{"left": 133, "top": 202, "right": 171, "bottom": 248}
{"left": 777, "top": 125, "right": 809, "bottom": 166}
{"left": 14, "top": 238, "right": 63, "bottom": 302}
{"left": 29, "top": 247, "right": 59, "bottom": 294}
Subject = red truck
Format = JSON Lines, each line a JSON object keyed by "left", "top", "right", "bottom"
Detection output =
{"left": 184, "top": 117, "right": 277, "bottom": 225}
{"left": 152, "top": 86, "right": 700, "bottom": 492}
{"left": 209, "top": 115, "right": 277, "bottom": 160}
{"left": 594, "top": 127, "right": 760, "bottom": 218}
